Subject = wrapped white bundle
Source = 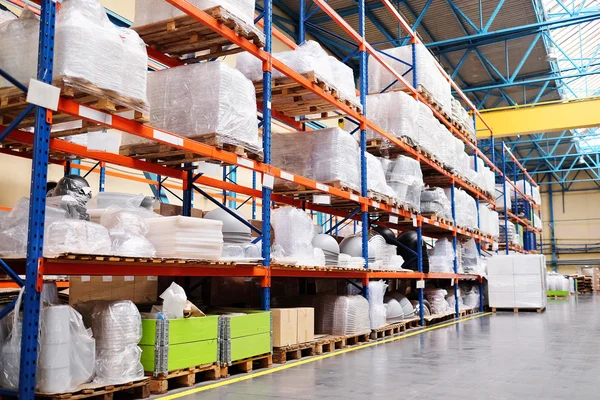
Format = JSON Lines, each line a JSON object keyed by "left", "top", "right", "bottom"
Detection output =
{"left": 368, "top": 281, "right": 388, "bottom": 330}
{"left": 323, "top": 295, "right": 371, "bottom": 336}
{"left": 55, "top": 0, "right": 148, "bottom": 112}
{"left": 365, "top": 91, "right": 419, "bottom": 144}
{"left": 451, "top": 99, "right": 475, "bottom": 140}
{"left": 415, "top": 102, "right": 436, "bottom": 155}
{"left": 515, "top": 179, "right": 541, "bottom": 204}
{"left": 424, "top": 288, "right": 451, "bottom": 314}
{"left": 327, "top": 56, "right": 358, "bottom": 101}
{"left": 271, "top": 207, "right": 324, "bottom": 266}
{"left": 445, "top": 189, "right": 478, "bottom": 229}
{"left": 386, "top": 156, "right": 423, "bottom": 210}
{"left": 366, "top": 153, "right": 396, "bottom": 199}
{"left": 134, "top": 0, "right": 256, "bottom": 27}
{"left": 427, "top": 238, "right": 455, "bottom": 273}
{"left": 0, "top": 9, "right": 39, "bottom": 88}
{"left": 122, "top": 61, "right": 260, "bottom": 153}
{"left": 45, "top": 220, "right": 112, "bottom": 256}
{"left": 91, "top": 301, "right": 144, "bottom": 384}
{"left": 146, "top": 216, "right": 224, "bottom": 259}
{"left": 272, "top": 128, "right": 360, "bottom": 192}
{"left": 0, "top": 9, "right": 15, "bottom": 24}
{"left": 368, "top": 44, "right": 452, "bottom": 115}
{"left": 100, "top": 207, "right": 157, "bottom": 257}
{"left": 420, "top": 188, "right": 452, "bottom": 219}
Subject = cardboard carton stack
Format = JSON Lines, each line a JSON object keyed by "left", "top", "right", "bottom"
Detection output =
{"left": 272, "top": 308, "right": 315, "bottom": 347}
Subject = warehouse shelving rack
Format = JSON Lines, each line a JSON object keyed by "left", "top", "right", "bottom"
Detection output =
{"left": 0, "top": 1, "right": 521, "bottom": 397}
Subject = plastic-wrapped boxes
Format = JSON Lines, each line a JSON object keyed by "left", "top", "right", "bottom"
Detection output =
{"left": 271, "top": 207, "right": 325, "bottom": 267}
{"left": 495, "top": 184, "right": 512, "bottom": 211}
{"left": 479, "top": 206, "right": 499, "bottom": 238}
{"left": 140, "top": 316, "right": 219, "bottom": 375}
{"left": 487, "top": 254, "right": 547, "bottom": 309}
{"left": 368, "top": 44, "right": 452, "bottom": 116}
{"left": 427, "top": 238, "right": 455, "bottom": 273}
{"left": 272, "top": 127, "right": 360, "bottom": 192}
{"left": 122, "top": 61, "right": 260, "bottom": 153}
{"left": 134, "top": 0, "right": 256, "bottom": 27}
{"left": 366, "top": 153, "right": 397, "bottom": 199}
{"left": 385, "top": 156, "right": 424, "bottom": 210}
{"left": 515, "top": 179, "right": 542, "bottom": 204}
{"left": 365, "top": 91, "right": 419, "bottom": 144}
{"left": 444, "top": 188, "right": 478, "bottom": 230}
{"left": 420, "top": 188, "right": 452, "bottom": 219}
{"left": 315, "top": 295, "right": 371, "bottom": 336}
{"left": 0, "top": 0, "right": 149, "bottom": 111}
{"left": 451, "top": 99, "right": 476, "bottom": 141}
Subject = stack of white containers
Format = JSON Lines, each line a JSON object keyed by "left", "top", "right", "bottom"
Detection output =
{"left": 444, "top": 188, "right": 478, "bottom": 230}
{"left": 384, "top": 156, "right": 424, "bottom": 210}
{"left": 487, "top": 254, "right": 548, "bottom": 309}
{"left": 145, "top": 217, "right": 224, "bottom": 260}
{"left": 38, "top": 306, "right": 72, "bottom": 393}
{"left": 515, "top": 179, "right": 542, "bottom": 204}
{"left": 368, "top": 44, "right": 452, "bottom": 116}
{"left": 479, "top": 206, "right": 500, "bottom": 238}
{"left": 451, "top": 99, "right": 476, "bottom": 141}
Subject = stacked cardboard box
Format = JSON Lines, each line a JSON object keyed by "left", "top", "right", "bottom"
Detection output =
{"left": 140, "top": 316, "right": 219, "bottom": 375}
{"left": 272, "top": 308, "right": 315, "bottom": 347}
{"left": 69, "top": 275, "right": 157, "bottom": 305}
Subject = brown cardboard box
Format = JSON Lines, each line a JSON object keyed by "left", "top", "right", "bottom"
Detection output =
{"left": 272, "top": 308, "right": 298, "bottom": 347}
{"left": 69, "top": 275, "right": 158, "bottom": 305}
{"left": 297, "top": 307, "right": 314, "bottom": 343}
{"left": 157, "top": 203, "right": 203, "bottom": 218}
{"left": 250, "top": 219, "right": 274, "bottom": 240}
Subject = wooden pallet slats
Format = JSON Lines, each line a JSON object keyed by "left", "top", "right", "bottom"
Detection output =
{"left": 220, "top": 353, "right": 273, "bottom": 378}
{"left": 148, "top": 363, "right": 220, "bottom": 395}
{"left": 36, "top": 378, "right": 150, "bottom": 400}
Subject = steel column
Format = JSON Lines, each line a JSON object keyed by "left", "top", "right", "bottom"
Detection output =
{"left": 548, "top": 180, "right": 558, "bottom": 271}
{"left": 417, "top": 222, "right": 424, "bottom": 326}
{"left": 19, "top": 1, "right": 56, "bottom": 397}
{"left": 99, "top": 161, "right": 106, "bottom": 192}
{"left": 358, "top": 0, "right": 369, "bottom": 266}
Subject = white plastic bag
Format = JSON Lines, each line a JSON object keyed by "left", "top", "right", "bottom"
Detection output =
{"left": 160, "top": 282, "right": 187, "bottom": 319}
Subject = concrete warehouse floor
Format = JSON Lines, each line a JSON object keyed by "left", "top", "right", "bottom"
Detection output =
{"left": 161, "top": 296, "right": 599, "bottom": 400}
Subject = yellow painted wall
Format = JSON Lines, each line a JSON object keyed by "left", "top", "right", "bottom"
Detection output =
{"left": 541, "top": 180, "right": 600, "bottom": 274}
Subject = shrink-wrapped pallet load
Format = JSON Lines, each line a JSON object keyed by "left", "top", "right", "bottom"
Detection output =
{"left": 366, "top": 153, "right": 396, "bottom": 200}
{"left": 365, "top": 91, "right": 419, "bottom": 144}
{"left": 0, "top": 9, "right": 15, "bottom": 24}
{"left": 420, "top": 187, "right": 452, "bottom": 219}
{"left": 0, "top": 0, "right": 149, "bottom": 112}
{"left": 271, "top": 207, "right": 325, "bottom": 267}
{"left": 427, "top": 238, "right": 455, "bottom": 273}
{"left": 317, "top": 295, "right": 371, "bottom": 336}
{"left": 385, "top": 156, "right": 424, "bottom": 210}
{"left": 515, "top": 179, "right": 542, "bottom": 204}
{"left": 451, "top": 98, "right": 476, "bottom": 141}
{"left": 368, "top": 44, "right": 452, "bottom": 116}
{"left": 134, "top": 0, "right": 256, "bottom": 26}
{"left": 445, "top": 189, "right": 478, "bottom": 230}
{"left": 122, "top": 61, "right": 260, "bottom": 154}
{"left": 272, "top": 127, "right": 361, "bottom": 192}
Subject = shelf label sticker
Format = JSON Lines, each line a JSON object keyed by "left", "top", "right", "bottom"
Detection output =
{"left": 313, "top": 194, "right": 331, "bottom": 204}
{"left": 372, "top": 201, "right": 379, "bottom": 208}
{"left": 423, "top": 218, "right": 429, "bottom": 224}
{"left": 316, "top": 183, "right": 329, "bottom": 192}
{"left": 350, "top": 194, "right": 359, "bottom": 202}
{"left": 412, "top": 215, "right": 417, "bottom": 227}
{"left": 280, "top": 171, "right": 294, "bottom": 182}
{"left": 27, "top": 79, "right": 60, "bottom": 111}
{"left": 148, "top": 276, "right": 158, "bottom": 281}
{"left": 102, "top": 276, "right": 112, "bottom": 282}
{"left": 124, "top": 276, "right": 134, "bottom": 282}
{"left": 392, "top": 207, "right": 399, "bottom": 214}
{"left": 81, "top": 275, "right": 90, "bottom": 282}
{"left": 434, "top": 221, "right": 440, "bottom": 226}
{"left": 416, "top": 280, "right": 425, "bottom": 289}
{"left": 153, "top": 129, "right": 183, "bottom": 146}
{"left": 262, "top": 174, "right": 274, "bottom": 189}
{"left": 267, "top": 101, "right": 272, "bottom": 110}
{"left": 79, "top": 105, "right": 112, "bottom": 125}
{"left": 389, "top": 215, "right": 399, "bottom": 224}
{"left": 237, "top": 157, "right": 254, "bottom": 169}
{"left": 451, "top": 278, "right": 456, "bottom": 285}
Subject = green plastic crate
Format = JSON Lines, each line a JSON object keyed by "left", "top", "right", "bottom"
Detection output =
{"left": 547, "top": 290, "right": 569, "bottom": 297}
{"left": 140, "top": 316, "right": 219, "bottom": 375}
{"left": 213, "top": 310, "right": 272, "bottom": 365}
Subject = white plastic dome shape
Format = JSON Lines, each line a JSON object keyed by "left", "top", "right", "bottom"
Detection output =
{"left": 399, "top": 296, "right": 414, "bottom": 316}
{"left": 312, "top": 234, "right": 340, "bottom": 254}
{"left": 204, "top": 206, "right": 251, "bottom": 234}
{"left": 384, "top": 298, "right": 404, "bottom": 319}
{"left": 339, "top": 234, "right": 382, "bottom": 258}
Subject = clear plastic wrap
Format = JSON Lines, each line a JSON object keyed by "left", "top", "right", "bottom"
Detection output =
{"left": 420, "top": 187, "right": 452, "bottom": 219}
{"left": 499, "top": 220, "right": 517, "bottom": 244}
{"left": 424, "top": 288, "right": 451, "bottom": 314}
{"left": 0, "top": 9, "right": 39, "bottom": 88}
{"left": 368, "top": 44, "right": 452, "bottom": 115}
{"left": 365, "top": 91, "right": 419, "bottom": 144}
{"left": 327, "top": 55, "right": 358, "bottom": 101}
{"left": 461, "top": 285, "right": 480, "bottom": 309}
{"left": 100, "top": 207, "right": 150, "bottom": 236}
{"left": 122, "top": 61, "right": 260, "bottom": 153}
{"left": 385, "top": 156, "right": 424, "bottom": 210}
{"left": 54, "top": 0, "right": 148, "bottom": 112}
{"left": 495, "top": 183, "right": 512, "bottom": 211}
{"left": 45, "top": 220, "right": 112, "bottom": 256}
{"left": 451, "top": 99, "right": 476, "bottom": 141}
{"left": 91, "top": 300, "right": 144, "bottom": 384}
{"left": 0, "top": 289, "right": 24, "bottom": 390}
{"left": 159, "top": 282, "right": 187, "bottom": 319}
{"left": 134, "top": 0, "right": 256, "bottom": 26}
{"left": 271, "top": 207, "right": 324, "bottom": 266}
{"left": 272, "top": 128, "right": 360, "bottom": 192}
{"left": 0, "top": 9, "right": 15, "bottom": 25}
{"left": 444, "top": 188, "right": 478, "bottom": 230}
{"left": 318, "top": 295, "right": 371, "bottom": 336}
{"left": 415, "top": 101, "right": 437, "bottom": 155}
{"left": 145, "top": 216, "right": 223, "bottom": 259}
{"left": 366, "top": 153, "right": 396, "bottom": 198}
{"left": 427, "top": 238, "right": 455, "bottom": 273}
{"left": 368, "top": 281, "right": 388, "bottom": 329}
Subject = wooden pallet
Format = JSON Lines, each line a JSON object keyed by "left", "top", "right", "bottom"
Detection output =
{"left": 421, "top": 213, "right": 454, "bottom": 227}
{"left": 119, "top": 132, "right": 263, "bottom": 168}
{"left": 313, "top": 334, "right": 346, "bottom": 354}
{"left": 273, "top": 180, "right": 359, "bottom": 197}
{"left": 36, "top": 378, "right": 150, "bottom": 400}
{"left": 423, "top": 312, "right": 455, "bottom": 326}
{"left": 133, "top": 6, "right": 265, "bottom": 63}
{"left": 458, "top": 308, "right": 477, "bottom": 318}
{"left": 0, "top": 79, "right": 148, "bottom": 130}
{"left": 273, "top": 341, "right": 316, "bottom": 364}
{"left": 147, "top": 363, "right": 220, "bottom": 395}
{"left": 403, "top": 316, "right": 421, "bottom": 329}
{"left": 343, "top": 332, "right": 371, "bottom": 346}
{"left": 492, "top": 307, "right": 546, "bottom": 313}
{"left": 370, "top": 321, "right": 406, "bottom": 340}
{"left": 254, "top": 71, "right": 362, "bottom": 118}
{"left": 220, "top": 353, "right": 272, "bottom": 378}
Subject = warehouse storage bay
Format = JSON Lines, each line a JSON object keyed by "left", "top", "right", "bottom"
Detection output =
{"left": 0, "top": 0, "right": 598, "bottom": 399}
